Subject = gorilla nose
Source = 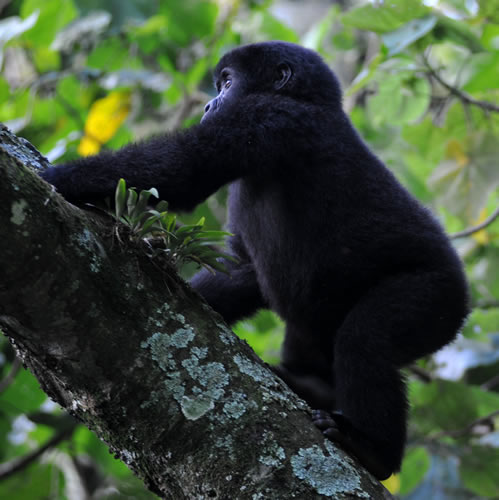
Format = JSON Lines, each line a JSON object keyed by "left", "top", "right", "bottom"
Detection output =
{"left": 204, "top": 103, "right": 211, "bottom": 113}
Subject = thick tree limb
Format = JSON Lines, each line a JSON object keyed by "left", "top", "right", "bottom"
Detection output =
{"left": 0, "top": 124, "right": 391, "bottom": 499}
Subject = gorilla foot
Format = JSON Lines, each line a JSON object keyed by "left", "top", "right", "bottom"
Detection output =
{"left": 312, "top": 409, "right": 393, "bottom": 481}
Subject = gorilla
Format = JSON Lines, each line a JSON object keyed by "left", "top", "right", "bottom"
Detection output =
{"left": 40, "top": 41, "right": 469, "bottom": 480}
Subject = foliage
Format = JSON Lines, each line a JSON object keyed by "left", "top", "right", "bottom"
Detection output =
{"left": 0, "top": 0, "right": 498, "bottom": 498}
{"left": 114, "top": 178, "right": 235, "bottom": 273}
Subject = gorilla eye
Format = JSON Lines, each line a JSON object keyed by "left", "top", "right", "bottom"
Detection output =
{"left": 224, "top": 79, "right": 232, "bottom": 89}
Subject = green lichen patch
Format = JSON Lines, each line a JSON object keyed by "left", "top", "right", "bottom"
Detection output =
{"left": 233, "top": 354, "right": 270, "bottom": 383}
{"left": 182, "top": 355, "right": 229, "bottom": 405}
{"left": 291, "top": 441, "right": 368, "bottom": 498}
{"left": 233, "top": 354, "right": 307, "bottom": 411}
{"left": 180, "top": 394, "right": 215, "bottom": 420}
{"left": 141, "top": 328, "right": 195, "bottom": 373}
{"left": 258, "top": 431, "right": 286, "bottom": 467}
{"left": 223, "top": 391, "right": 253, "bottom": 420}
{"left": 10, "top": 199, "right": 28, "bottom": 225}
{"left": 217, "top": 322, "right": 236, "bottom": 345}
{"left": 72, "top": 229, "right": 105, "bottom": 273}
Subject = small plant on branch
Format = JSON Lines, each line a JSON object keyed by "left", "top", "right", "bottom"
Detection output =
{"left": 113, "top": 178, "right": 236, "bottom": 273}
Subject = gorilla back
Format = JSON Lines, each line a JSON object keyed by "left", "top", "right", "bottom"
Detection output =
{"left": 40, "top": 41, "right": 469, "bottom": 480}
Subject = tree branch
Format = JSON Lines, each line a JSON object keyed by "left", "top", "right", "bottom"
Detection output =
{"left": 0, "top": 125, "right": 390, "bottom": 499}
{"left": 427, "top": 410, "right": 499, "bottom": 440}
{"left": 424, "top": 56, "right": 499, "bottom": 114}
{"left": 0, "top": 424, "right": 77, "bottom": 480}
{"left": 450, "top": 206, "right": 499, "bottom": 239}
{"left": 0, "top": 356, "right": 21, "bottom": 393}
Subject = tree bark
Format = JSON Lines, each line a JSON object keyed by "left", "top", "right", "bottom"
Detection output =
{"left": 0, "top": 124, "right": 392, "bottom": 499}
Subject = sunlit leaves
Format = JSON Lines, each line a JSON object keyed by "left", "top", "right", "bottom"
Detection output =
{"left": 381, "top": 473, "right": 401, "bottom": 494}
{"left": 77, "top": 90, "right": 131, "bottom": 156}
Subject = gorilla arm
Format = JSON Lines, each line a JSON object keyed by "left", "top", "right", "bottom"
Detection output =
{"left": 39, "top": 94, "right": 292, "bottom": 211}
{"left": 41, "top": 123, "right": 245, "bottom": 212}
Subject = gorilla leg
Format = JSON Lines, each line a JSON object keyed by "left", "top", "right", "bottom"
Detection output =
{"left": 275, "top": 323, "right": 336, "bottom": 410}
{"left": 315, "top": 269, "right": 468, "bottom": 479}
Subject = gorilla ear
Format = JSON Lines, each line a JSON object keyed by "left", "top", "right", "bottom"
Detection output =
{"left": 274, "top": 62, "right": 292, "bottom": 90}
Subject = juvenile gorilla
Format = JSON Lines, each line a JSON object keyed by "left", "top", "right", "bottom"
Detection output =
{"left": 41, "top": 42, "right": 469, "bottom": 480}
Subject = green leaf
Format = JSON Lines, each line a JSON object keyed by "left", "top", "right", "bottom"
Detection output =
{"left": 134, "top": 187, "right": 159, "bottom": 218}
{"left": 342, "top": 0, "right": 430, "bottom": 33}
{"left": 302, "top": 6, "right": 340, "bottom": 51}
{"left": 410, "top": 380, "right": 499, "bottom": 435}
{"left": 137, "top": 215, "right": 161, "bottom": 238}
{"left": 21, "top": 0, "right": 77, "bottom": 46}
{"left": 233, "top": 311, "right": 284, "bottom": 364}
{"left": 0, "top": 367, "right": 47, "bottom": 414}
{"left": 428, "top": 132, "right": 499, "bottom": 220}
{"left": 196, "top": 230, "right": 232, "bottom": 239}
{"left": 88, "top": 37, "right": 136, "bottom": 72}
{"left": 480, "top": 0, "right": 499, "bottom": 22}
{"left": 481, "top": 23, "right": 499, "bottom": 50}
{"left": 156, "top": 200, "right": 169, "bottom": 212}
{"left": 367, "top": 72, "right": 429, "bottom": 126}
{"left": 126, "top": 188, "right": 138, "bottom": 217}
{"left": 0, "top": 464, "right": 56, "bottom": 499}
{"left": 460, "top": 447, "right": 499, "bottom": 497}
{"left": 463, "top": 52, "right": 499, "bottom": 93}
{"left": 0, "top": 77, "right": 9, "bottom": 104}
{"left": 346, "top": 54, "right": 382, "bottom": 96}
{"left": 115, "top": 178, "right": 127, "bottom": 220}
{"left": 164, "top": 213, "right": 176, "bottom": 232}
{"left": 382, "top": 16, "right": 437, "bottom": 55}
{"left": 175, "top": 224, "right": 199, "bottom": 236}
{"left": 159, "top": 1, "right": 218, "bottom": 45}
{"left": 399, "top": 447, "right": 430, "bottom": 495}
{"left": 433, "top": 15, "right": 483, "bottom": 52}
{"left": 252, "top": 11, "right": 299, "bottom": 43}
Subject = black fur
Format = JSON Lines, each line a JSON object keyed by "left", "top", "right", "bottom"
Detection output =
{"left": 40, "top": 42, "right": 469, "bottom": 480}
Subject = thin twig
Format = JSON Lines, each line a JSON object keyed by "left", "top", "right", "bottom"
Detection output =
{"left": 408, "top": 364, "right": 433, "bottom": 383}
{"left": 428, "top": 410, "right": 499, "bottom": 440}
{"left": 0, "top": 424, "right": 76, "bottom": 479}
{"left": 0, "top": 357, "right": 21, "bottom": 393}
{"left": 481, "top": 374, "right": 499, "bottom": 391}
{"left": 474, "top": 299, "right": 499, "bottom": 310}
{"left": 423, "top": 56, "right": 499, "bottom": 113}
{"left": 450, "top": 206, "right": 499, "bottom": 239}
